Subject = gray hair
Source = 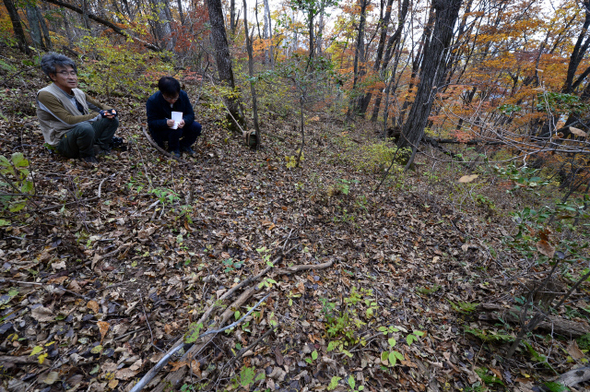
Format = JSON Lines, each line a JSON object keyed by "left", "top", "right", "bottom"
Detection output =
{"left": 40, "top": 52, "right": 78, "bottom": 77}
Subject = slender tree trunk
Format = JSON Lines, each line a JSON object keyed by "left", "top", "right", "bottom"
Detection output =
{"left": 206, "top": 0, "right": 246, "bottom": 131}
{"left": 177, "top": 0, "right": 185, "bottom": 24}
{"left": 254, "top": 0, "right": 262, "bottom": 40}
{"left": 398, "top": 0, "right": 462, "bottom": 152}
{"left": 2, "top": 0, "right": 29, "bottom": 54}
{"left": 348, "top": 0, "right": 368, "bottom": 118}
{"left": 358, "top": 0, "right": 394, "bottom": 117}
{"left": 62, "top": 9, "right": 74, "bottom": 45}
{"left": 26, "top": 4, "right": 44, "bottom": 49}
{"left": 564, "top": 0, "right": 590, "bottom": 94}
{"left": 81, "top": 0, "right": 90, "bottom": 30}
{"left": 230, "top": 0, "right": 236, "bottom": 34}
{"left": 243, "top": 0, "right": 260, "bottom": 148}
{"left": 37, "top": 6, "right": 52, "bottom": 49}
{"left": 263, "top": 0, "right": 272, "bottom": 64}
{"left": 369, "top": 0, "right": 410, "bottom": 120}
{"left": 308, "top": 14, "right": 315, "bottom": 61}
{"left": 396, "top": 6, "right": 434, "bottom": 126}
{"left": 316, "top": 10, "right": 324, "bottom": 56}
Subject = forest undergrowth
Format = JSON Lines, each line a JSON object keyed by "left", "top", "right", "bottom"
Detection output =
{"left": 1, "top": 48, "right": 590, "bottom": 392}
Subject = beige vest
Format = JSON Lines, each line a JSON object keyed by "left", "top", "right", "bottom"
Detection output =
{"left": 36, "top": 84, "right": 92, "bottom": 145}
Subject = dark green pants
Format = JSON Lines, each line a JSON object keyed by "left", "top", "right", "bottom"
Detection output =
{"left": 57, "top": 117, "right": 119, "bottom": 158}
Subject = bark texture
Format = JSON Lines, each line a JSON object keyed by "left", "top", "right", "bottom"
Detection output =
{"left": 2, "top": 0, "right": 30, "bottom": 54}
{"left": 398, "top": 0, "right": 462, "bottom": 150}
{"left": 205, "top": 0, "right": 245, "bottom": 131}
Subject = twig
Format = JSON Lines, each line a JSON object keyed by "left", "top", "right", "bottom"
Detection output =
{"left": 114, "top": 327, "right": 148, "bottom": 341}
{"left": 140, "top": 126, "right": 183, "bottom": 162}
{"left": 97, "top": 173, "right": 116, "bottom": 198}
{"left": 0, "top": 278, "right": 91, "bottom": 301}
{"left": 129, "top": 293, "right": 270, "bottom": 392}
{"left": 131, "top": 136, "right": 154, "bottom": 189}
{"left": 39, "top": 196, "right": 99, "bottom": 211}
{"left": 139, "top": 291, "right": 164, "bottom": 353}
{"left": 198, "top": 293, "right": 270, "bottom": 338}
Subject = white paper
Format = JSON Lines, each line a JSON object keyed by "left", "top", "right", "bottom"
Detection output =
{"left": 171, "top": 111, "right": 183, "bottom": 129}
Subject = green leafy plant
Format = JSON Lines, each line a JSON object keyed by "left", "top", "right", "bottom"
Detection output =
{"left": 493, "top": 163, "right": 550, "bottom": 193}
{"left": 0, "top": 153, "right": 35, "bottom": 222}
{"left": 327, "top": 376, "right": 341, "bottom": 391}
{"left": 222, "top": 258, "right": 244, "bottom": 273}
{"left": 465, "top": 327, "right": 514, "bottom": 343}
{"left": 475, "top": 367, "right": 505, "bottom": 387}
{"left": 417, "top": 285, "right": 441, "bottom": 296}
{"left": 231, "top": 366, "right": 265, "bottom": 389}
{"left": 304, "top": 349, "right": 319, "bottom": 364}
{"left": 76, "top": 36, "right": 173, "bottom": 98}
{"left": 378, "top": 326, "right": 424, "bottom": 367}
{"left": 448, "top": 300, "right": 479, "bottom": 314}
{"left": 322, "top": 287, "right": 376, "bottom": 357}
{"left": 184, "top": 322, "right": 204, "bottom": 344}
{"left": 347, "top": 374, "right": 364, "bottom": 391}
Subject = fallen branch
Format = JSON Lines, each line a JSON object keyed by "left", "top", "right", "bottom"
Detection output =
{"left": 132, "top": 257, "right": 335, "bottom": 391}
{"left": 39, "top": 196, "right": 99, "bottom": 211}
{"left": 141, "top": 126, "right": 180, "bottom": 161}
{"left": 130, "top": 292, "right": 270, "bottom": 392}
{"left": 0, "top": 278, "right": 91, "bottom": 301}
{"left": 477, "top": 303, "right": 590, "bottom": 338}
{"left": 553, "top": 366, "right": 590, "bottom": 388}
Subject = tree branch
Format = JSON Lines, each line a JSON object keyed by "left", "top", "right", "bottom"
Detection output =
{"left": 41, "top": 0, "right": 161, "bottom": 51}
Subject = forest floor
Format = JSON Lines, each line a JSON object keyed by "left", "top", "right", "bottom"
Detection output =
{"left": 1, "top": 48, "right": 590, "bottom": 392}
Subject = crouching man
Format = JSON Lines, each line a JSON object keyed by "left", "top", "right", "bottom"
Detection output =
{"left": 36, "top": 52, "right": 119, "bottom": 163}
{"left": 146, "top": 76, "right": 202, "bottom": 158}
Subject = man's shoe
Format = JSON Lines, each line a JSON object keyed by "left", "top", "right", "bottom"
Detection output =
{"left": 81, "top": 156, "right": 98, "bottom": 163}
{"left": 171, "top": 150, "right": 181, "bottom": 158}
{"left": 180, "top": 146, "right": 195, "bottom": 155}
{"left": 94, "top": 145, "right": 111, "bottom": 156}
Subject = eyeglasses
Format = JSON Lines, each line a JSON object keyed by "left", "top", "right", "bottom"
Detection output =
{"left": 56, "top": 70, "right": 77, "bottom": 76}
{"left": 163, "top": 94, "right": 179, "bottom": 102}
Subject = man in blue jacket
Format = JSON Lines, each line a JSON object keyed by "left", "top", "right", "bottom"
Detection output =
{"left": 146, "top": 76, "right": 202, "bottom": 157}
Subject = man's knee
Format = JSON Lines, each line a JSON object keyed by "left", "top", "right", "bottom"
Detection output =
{"left": 74, "top": 122, "right": 95, "bottom": 139}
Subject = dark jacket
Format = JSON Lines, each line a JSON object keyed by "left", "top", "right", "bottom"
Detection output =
{"left": 146, "top": 90, "right": 195, "bottom": 132}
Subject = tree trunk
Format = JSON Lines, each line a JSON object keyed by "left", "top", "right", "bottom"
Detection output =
{"left": 26, "top": 4, "right": 44, "bottom": 49}
{"left": 149, "top": 0, "right": 173, "bottom": 50}
{"left": 37, "top": 5, "right": 52, "bottom": 49}
{"left": 263, "top": 0, "right": 272, "bottom": 65}
{"left": 2, "top": 0, "right": 30, "bottom": 54}
{"left": 177, "top": 0, "right": 185, "bottom": 24}
{"left": 230, "top": 0, "right": 236, "bottom": 34}
{"left": 369, "top": 0, "right": 410, "bottom": 121}
{"left": 564, "top": 0, "right": 590, "bottom": 94}
{"left": 348, "top": 0, "right": 368, "bottom": 118}
{"left": 398, "top": 0, "right": 462, "bottom": 151}
{"left": 206, "top": 0, "right": 246, "bottom": 132}
{"left": 243, "top": 0, "right": 260, "bottom": 148}
{"left": 357, "top": 0, "right": 394, "bottom": 117}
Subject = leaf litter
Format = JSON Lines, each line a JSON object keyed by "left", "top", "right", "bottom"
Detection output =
{"left": 0, "top": 66, "right": 589, "bottom": 392}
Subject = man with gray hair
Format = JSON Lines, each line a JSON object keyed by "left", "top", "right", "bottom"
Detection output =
{"left": 36, "top": 52, "right": 119, "bottom": 163}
